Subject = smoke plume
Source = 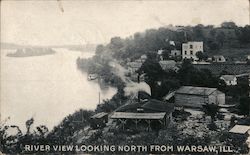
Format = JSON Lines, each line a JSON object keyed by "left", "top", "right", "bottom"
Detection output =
{"left": 109, "top": 61, "right": 151, "bottom": 96}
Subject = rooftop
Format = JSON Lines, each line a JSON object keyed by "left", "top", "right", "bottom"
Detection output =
{"left": 229, "top": 125, "right": 250, "bottom": 134}
{"left": 176, "top": 86, "right": 218, "bottom": 96}
{"left": 110, "top": 112, "right": 166, "bottom": 120}
{"left": 213, "top": 55, "right": 225, "bottom": 59}
{"left": 115, "top": 99, "right": 174, "bottom": 114}
{"left": 220, "top": 75, "right": 236, "bottom": 81}
{"left": 183, "top": 41, "right": 203, "bottom": 44}
{"left": 142, "top": 99, "right": 174, "bottom": 114}
{"left": 90, "top": 112, "right": 108, "bottom": 119}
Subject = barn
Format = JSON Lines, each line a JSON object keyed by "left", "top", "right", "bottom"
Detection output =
{"left": 175, "top": 86, "right": 225, "bottom": 108}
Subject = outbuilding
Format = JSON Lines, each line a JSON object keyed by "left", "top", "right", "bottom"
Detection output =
{"left": 175, "top": 86, "right": 225, "bottom": 108}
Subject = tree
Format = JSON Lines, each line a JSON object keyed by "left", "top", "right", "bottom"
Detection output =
{"left": 216, "top": 31, "right": 225, "bottom": 47}
{"left": 138, "top": 54, "right": 164, "bottom": 98}
{"left": 238, "top": 25, "right": 250, "bottom": 44}
{"left": 25, "top": 118, "right": 34, "bottom": 135}
{"left": 203, "top": 103, "right": 219, "bottom": 124}
{"left": 238, "top": 96, "right": 250, "bottom": 116}
{"left": 221, "top": 21, "right": 237, "bottom": 29}
{"left": 196, "top": 51, "right": 208, "bottom": 61}
{"left": 95, "top": 44, "right": 105, "bottom": 55}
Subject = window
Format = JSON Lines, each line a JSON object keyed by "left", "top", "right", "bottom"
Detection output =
{"left": 190, "top": 51, "right": 193, "bottom": 55}
{"left": 175, "top": 53, "right": 177, "bottom": 56}
{"left": 190, "top": 45, "right": 193, "bottom": 49}
{"left": 184, "top": 51, "right": 187, "bottom": 55}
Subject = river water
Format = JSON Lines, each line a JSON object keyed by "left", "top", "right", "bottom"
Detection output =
{"left": 0, "top": 48, "right": 116, "bottom": 131}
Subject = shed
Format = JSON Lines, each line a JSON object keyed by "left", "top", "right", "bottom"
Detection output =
{"left": 90, "top": 112, "right": 108, "bottom": 128}
{"left": 175, "top": 86, "right": 225, "bottom": 108}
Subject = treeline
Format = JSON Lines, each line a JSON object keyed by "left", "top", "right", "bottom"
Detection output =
{"left": 95, "top": 22, "right": 250, "bottom": 61}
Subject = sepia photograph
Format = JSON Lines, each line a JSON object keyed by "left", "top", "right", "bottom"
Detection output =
{"left": 0, "top": 0, "right": 250, "bottom": 154}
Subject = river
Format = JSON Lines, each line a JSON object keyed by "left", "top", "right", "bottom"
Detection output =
{"left": 0, "top": 48, "right": 117, "bottom": 131}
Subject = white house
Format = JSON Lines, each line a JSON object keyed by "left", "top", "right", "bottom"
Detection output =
{"left": 140, "top": 55, "right": 147, "bottom": 62}
{"left": 213, "top": 55, "right": 226, "bottom": 63}
{"left": 247, "top": 55, "right": 250, "bottom": 60}
{"left": 220, "top": 75, "right": 237, "bottom": 86}
{"left": 182, "top": 41, "right": 203, "bottom": 61}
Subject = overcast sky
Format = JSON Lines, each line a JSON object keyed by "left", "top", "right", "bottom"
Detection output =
{"left": 1, "top": 0, "right": 249, "bottom": 46}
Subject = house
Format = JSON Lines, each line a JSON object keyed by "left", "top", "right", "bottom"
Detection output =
{"left": 213, "top": 55, "right": 226, "bottom": 63}
{"left": 170, "top": 50, "right": 181, "bottom": 57}
{"left": 159, "top": 60, "right": 178, "bottom": 71}
{"left": 247, "top": 55, "right": 250, "bottom": 60}
{"left": 110, "top": 99, "right": 174, "bottom": 131}
{"left": 220, "top": 75, "right": 237, "bottom": 86}
{"left": 182, "top": 41, "right": 203, "bottom": 61}
{"left": 175, "top": 86, "right": 225, "bottom": 108}
{"left": 157, "top": 49, "right": 165, "bottom": 60}
{"left": 140, "top": 54, "right": 147, "bottom": 62}
{"left": 157, "top": 49, "right": 164, "bottom": 55}
{"left": 90, "top": 112, "right": 108, "bottom": 129}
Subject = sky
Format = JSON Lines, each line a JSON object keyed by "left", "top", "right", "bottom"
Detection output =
{"left": 1, "top": 0, "right": 249, "bottom": 46}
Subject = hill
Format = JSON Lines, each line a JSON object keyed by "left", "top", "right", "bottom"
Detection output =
{"left": 95, "top": 22, "right": 250, "bottom": 61}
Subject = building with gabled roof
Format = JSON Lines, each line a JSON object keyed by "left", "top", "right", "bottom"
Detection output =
{"left": 220, "top": 75, "right": 237, "bottom": 85}
{"left": 213, "top": 55, "right": 226, "bottom": 63}
{"left": 175, "top": 86, "right": 225, "bottom": 108}
{"left": 110, "top": 99, "right": 174, "bottom": 131}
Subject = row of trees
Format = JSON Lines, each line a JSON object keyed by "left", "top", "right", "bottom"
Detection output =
{"left": 95, "top": 22, "right": 250, "bottom": 61}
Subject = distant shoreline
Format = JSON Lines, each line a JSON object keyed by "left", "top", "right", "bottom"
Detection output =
{"left": 6, "top": 48, "right": 56, "bottom": 57}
